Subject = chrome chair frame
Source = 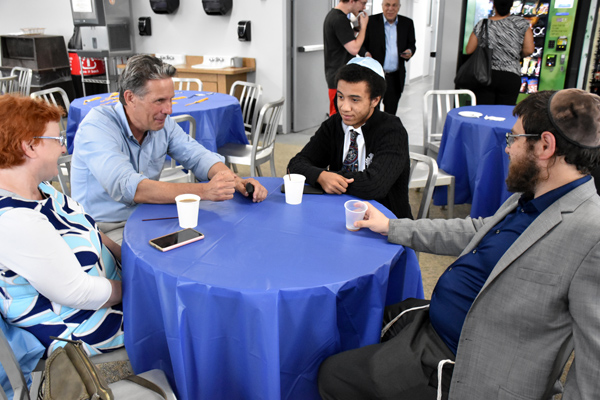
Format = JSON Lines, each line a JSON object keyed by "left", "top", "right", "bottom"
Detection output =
{"left": 423, "top": 89, "right": 476, "bottom": 156}
{"left": 30, "top": 87, "right": 71, "bottom": 135}
{"left": 217, "top": 98, "right": 284, "bottom": 177}
{"left": 0, "top": 75, "right": 18, "bottom": 95}
{"left": 10, "top": 67, "right": 33, "bottom": 96}
{"left": 229, "top": 81, "right": 263, "bottom": 139}
{"left": 31, "top": 88, "right": 73, "bottom": 195}
{"left": 159, "top": 114, "right": 197, "bottom": 183}
{"left": 408, "top": 152, "right": 455, "bottom": 219}
{"left": 172, "top": 77, "right": 203, "bottom": 91}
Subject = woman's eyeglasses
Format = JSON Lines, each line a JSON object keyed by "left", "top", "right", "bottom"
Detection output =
{"left": 34, "top": 135, "right": 67, "bottom": 147}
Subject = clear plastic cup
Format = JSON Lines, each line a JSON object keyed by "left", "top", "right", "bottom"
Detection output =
{"left": 344, "top": 200, "right": 368, "bottom": 231}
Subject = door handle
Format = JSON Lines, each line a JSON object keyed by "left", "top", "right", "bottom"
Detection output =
{"left": 298, "top": 45, "right": 324, "bottom": 53}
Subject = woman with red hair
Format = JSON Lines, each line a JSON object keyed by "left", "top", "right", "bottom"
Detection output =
{"left": 0, "top": 95, "right": 124, "bottom": 357}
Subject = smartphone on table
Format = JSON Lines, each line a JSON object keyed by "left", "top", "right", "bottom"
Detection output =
{"left": 149, "top": 228, "right": 205, "bottom": 252}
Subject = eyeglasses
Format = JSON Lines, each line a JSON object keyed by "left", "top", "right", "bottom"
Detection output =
{"left": 505, "top": 133, "right": 540, "bottom": 147}
{"left": 34, "top": 135, "right": 67, "bottom": 147}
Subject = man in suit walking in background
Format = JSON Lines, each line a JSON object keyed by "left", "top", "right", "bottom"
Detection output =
{"left": 363, "top": 0, "right": 416, "bottom": 115}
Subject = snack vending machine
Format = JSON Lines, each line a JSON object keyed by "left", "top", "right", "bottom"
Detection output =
{"left": 513, "top": 0, "right": 551, "bottom": 96}
{"left": 458, "top": 0, "right": 589, "bottom": 99}
{"left": 582, "top": 6, "right": 600, "bottom": 93}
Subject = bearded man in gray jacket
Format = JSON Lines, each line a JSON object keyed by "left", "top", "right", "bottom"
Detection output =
{"left": 318, "top": 88, "right": 600, "bottom": 400}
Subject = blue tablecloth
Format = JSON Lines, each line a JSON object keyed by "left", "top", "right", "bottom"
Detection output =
{"left": 66, "top": 91, "right": 248, "bottom": 154}
{"left": 122, "top": 177, "right": 424, "bottom": 400}
{"left": 433, "top": 105, "right": 518, "bottom": 218}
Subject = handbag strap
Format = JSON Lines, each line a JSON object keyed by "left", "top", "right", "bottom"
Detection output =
{"left": 124, "top": 375, "right": 168, "bottom": 399}
{"left": 480, "top": 19, "right": 490, "bottom": 47}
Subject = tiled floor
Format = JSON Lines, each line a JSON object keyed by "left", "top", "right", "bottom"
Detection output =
{"left": 277, "top": 75, "right": 434, "bottom": 152}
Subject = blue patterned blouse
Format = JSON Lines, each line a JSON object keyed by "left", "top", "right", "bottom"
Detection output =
{"left": 0, "top": 183, "right": 124, "bottom": 357}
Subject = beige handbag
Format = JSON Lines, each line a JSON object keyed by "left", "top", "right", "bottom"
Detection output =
{"left": 38, "top": 337, "right": 113, "bottom": 400}
{"left": 38, "top": 337, "right": 167, "bottom": 400}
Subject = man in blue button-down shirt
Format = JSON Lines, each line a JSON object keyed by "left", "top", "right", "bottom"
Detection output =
{"left": 319, "top": 89, "right": 600, "bottom": 399}
{"left": 363, "top": 0, "right": 416, "bottom": 115}
{"left": 71, "top": 55, "right": 267, "bottom": 243}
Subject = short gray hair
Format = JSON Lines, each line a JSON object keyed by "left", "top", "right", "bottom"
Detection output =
{"left": 119, "top": 54, "right": 176, "bottom": 106}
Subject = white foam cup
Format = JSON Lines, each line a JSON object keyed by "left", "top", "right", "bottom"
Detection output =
{"left": 175, "top": 194, "right": 200, "bottom": 228}
{"left": 283, "top": 174, "right": 306, "bottom": 205}
{"left": 344, "top": 200, "right": 368, "bottom": 231}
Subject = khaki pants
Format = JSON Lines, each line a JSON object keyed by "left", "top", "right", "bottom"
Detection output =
{"left": 97, "top": 221, "right": 126, "bottom": 245}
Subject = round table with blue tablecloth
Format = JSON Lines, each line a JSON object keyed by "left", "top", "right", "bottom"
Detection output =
{"left": 122, "top": 177, "right": 424, "bottom": 400}
{"left": 433, "top": 105, "right": 518, "bottom": 218}
{"left": 66, "top": 91, "right": 248, "bottom": 154}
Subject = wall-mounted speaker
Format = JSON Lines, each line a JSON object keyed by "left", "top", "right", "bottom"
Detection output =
{"left": 150, "top": 0, "right": 179, "bottom": 14}
{"left": 202, "top": 0, "right": 232, "bottom": 15}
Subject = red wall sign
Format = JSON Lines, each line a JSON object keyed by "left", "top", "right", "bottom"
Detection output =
{"left": 69, "top": 52, "right": 106, "bottom": 76}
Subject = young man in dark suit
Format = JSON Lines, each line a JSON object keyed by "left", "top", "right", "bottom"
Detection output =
{"left": 363, "top": 0, "right": 416, "bottom": 115}
{"left": 288, "top": 57, "right": 412, "bottom": 219}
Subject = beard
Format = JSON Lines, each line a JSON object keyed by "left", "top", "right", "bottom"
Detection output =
{"left": 506, "top": 146, "right": 540, "bottom": 197}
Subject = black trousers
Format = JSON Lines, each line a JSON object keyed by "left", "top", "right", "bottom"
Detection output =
{"left": 472, "top": 70, "right": 521, "bottom": 105}
{"left": 383, "top": 70, "right": 406, "bottom": 115}
{"left": 318, "top": 298, "right": 455, "bottom": 400}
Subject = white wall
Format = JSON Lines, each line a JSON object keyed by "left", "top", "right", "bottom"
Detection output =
{"left": 0, "top": 1, "right": 74, "bottom": 39}
{"left": 131, "top": 1, "right": 285, "bottom": 111}
{"left": 434, "top": 0, "right": 463, "bottom": 89}
{"left": 0, "top": 0, "right": 288, "bottom": 127}
{"left": 406, "top": 0, "right": 431, "bottom": 81}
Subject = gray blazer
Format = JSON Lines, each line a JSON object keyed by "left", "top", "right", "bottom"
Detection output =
{"left": 388, "top": 179, "right": 600, "bottom": 399}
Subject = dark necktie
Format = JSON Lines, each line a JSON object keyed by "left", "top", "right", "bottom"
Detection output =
{"left": 342, "top": 129, "right": 359, "bottom": 173}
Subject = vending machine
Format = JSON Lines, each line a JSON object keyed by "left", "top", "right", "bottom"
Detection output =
{"left": 582, "top": 5, "right": 600, "bottom": 93}
{"left": 457, "top": 0, "right": 592, "bottom": 99}
{"left": 536, "top": 0, "right": 579, "bottom": 91}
